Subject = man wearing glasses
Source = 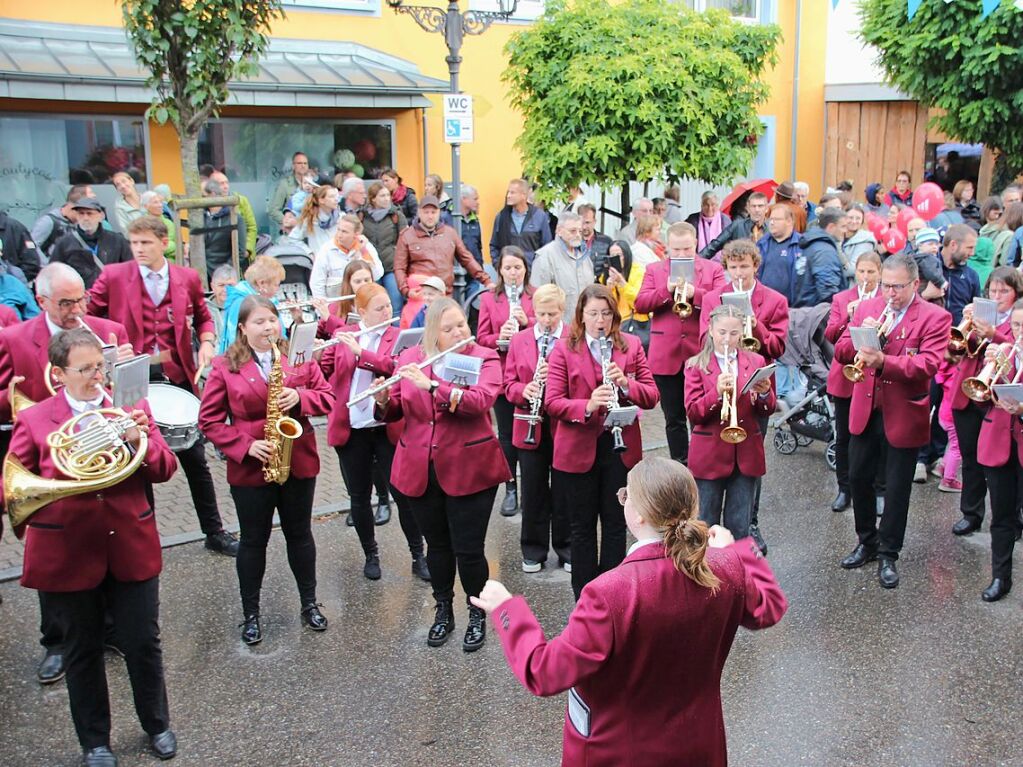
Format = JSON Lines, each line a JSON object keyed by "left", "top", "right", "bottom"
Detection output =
{"left": 834, "top": 254, "right": 951, "bottom": 589}
{"left": 0, "top": 261, "right": 133, "bottom": 685}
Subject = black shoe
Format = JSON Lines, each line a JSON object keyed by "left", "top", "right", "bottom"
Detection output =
{"left": 300, "top": 603, "right": 328, "bottom": 631}
{"left": 37, "top": 652, "right": 65, "bottom": 684}
{"left": 876, "top": 496, "right": 885, "bottom": 517}
{"left": 82, "top": 745, "right": 117, "bottom": 767}
{"left": 878, "top": 558, "right": 900, "bottom": 589}
{"left": 748, "top": 524, "right": 767, "bottom": 556}
{"left": 981, "top": 577, "right": 1012, "bottom": 602}
{"left": 374, "top": 502, "right": 391, "bottom": 526}
{"left": 831, "top": 490, "right": 850, "bottom": 512}
{"left": 411, "top": 554, "right": 431, "bottom": 582}
{"left": 840, "top": 544, "right": 878, "bottom": 569}
{"left": 346, "top": 512, "right": 355, "bottom": 527}
{"left": 205, "top": 530, "right": 239, "bottom": 557}
{"left": 149, "top": 729, "right": 177, "bottom": 760}
{"left": 427, "top": 600, "right": 454, "bottom": 647}
{"left": 363, "top": 553, "right": 382, "bottom": 581}
{"left": 952, "top": 516, "right": 981, "bottom": 536}
{"left": 463, "top": 605, "right": 487, "bottom": 652}
{"left": 500, "top": 483, "right": 519, "bottom": 516}
{"left": 240, "top": 615, "right": 262, "bottom": 646}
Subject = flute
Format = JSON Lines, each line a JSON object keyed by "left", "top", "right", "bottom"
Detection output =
{"left": 346, "top": 336, "right": 475, "bottom": 407}
{"left": 312, "top": 317, "right": 401, "bottom": 352}
{"left": 277, "top": 295, "right": 356, "bottom": 311}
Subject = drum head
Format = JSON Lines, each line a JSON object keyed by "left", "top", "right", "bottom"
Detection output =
{"left": 148, "top": 384, "right": 201, "bottom": 427}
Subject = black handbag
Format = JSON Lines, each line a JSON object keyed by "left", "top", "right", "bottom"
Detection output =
{"left": 621, "top": 316, "right": 651, "bottom": 353}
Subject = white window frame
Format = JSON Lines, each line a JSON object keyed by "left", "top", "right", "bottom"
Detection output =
{"left": 687, "top": 0, "right": 762, "bottom": 23}
{"left": 280, "top": 0, "right": 380, "bottom": 15}
{"left": 468, "top": 0, "right": 546, "bottom": 23}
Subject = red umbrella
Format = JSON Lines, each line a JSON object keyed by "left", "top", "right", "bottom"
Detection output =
{"left": 720, "top": 178, "right": 778, "bottom": 216}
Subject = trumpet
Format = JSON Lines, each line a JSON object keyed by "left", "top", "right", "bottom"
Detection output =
{"left": 740, "top": 313, "right": 761, "bottom": 352}
{"left": 672, "top": 281, "right": 693, "bottom": 319}
{"left": 719, "top": 345, "right": 747, "bottom": 444}
{"left": 346, "top": 336, "right": 474, "bottom": 407}
{"left": 311, "top": 317, "right": 400, "bottom": 353}
{"left": 277, "top": 295, "right": 356, "bottom": 312}
{"left": 514, "top": 329, "right": 553, "bottom": 445}
{"left": 843, "top": 301, "right": 896, "bottom": 383}
{"left": 947, "top": 316, "right": 974, "bottom": 358}
{"left": 962, "top": 341, "right": 1018, "bottom": 402}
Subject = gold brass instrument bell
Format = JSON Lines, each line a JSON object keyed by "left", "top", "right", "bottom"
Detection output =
{"left": 843, "top": 302, "right": 896, "bottom": 383}
{"left": 947, "top": 317, "right": 974, "bottom": 359}
{"left": 719, "top": 347, "right": 747, "bottom": 444}
{"left": 672, "top": 281, "right": 693, "bottom": 319}
{"left": 962, "top": 341, "right": 1017, "bottom": 403}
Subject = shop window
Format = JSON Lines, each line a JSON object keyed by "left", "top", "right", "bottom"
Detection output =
{"left": 280, "top": 0, "right": 379, "bottom": 13}
{"left": 469, "top": 0, "right": 545, "bottom": 21}
{"left": 679, "top": 0, "right": 762, "bottom": 22}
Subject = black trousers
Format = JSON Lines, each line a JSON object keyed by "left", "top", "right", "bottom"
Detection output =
{"left": 336, "top": 427, "right": 423, "bottom": 558}
{"left": 982, "top": 444, "right": 1022, "bottom": 580}
{"left": 849, "top": 410, "right": 918, "bottom": 560}
{"left": 553, "top": 433, "right": 628, "bottom": 600}
{"left": 752, "top": 413, "right": 769, "bottom": 527}
{"left": 43, "top": 576, "right": 169, "bottom": 750}
{"left": 230, "top": 476, "right": 317, "bottom": 617}
{"left": 407, "top": 466, "right": 497, "bottom": 604}
{"left": 493, "top": 395, "right": 519, "bottom": 481}
{"left": 833, "top": 396, "right": 887, "bottom": 496}
{"left": 653, "top": 372, "right": 688, "bottom": 463}
{"left": 953, "top": 404, "right": 988, "bottom": 523}
{"left": 518, "top": 426, "right": 570, "bottom": 564}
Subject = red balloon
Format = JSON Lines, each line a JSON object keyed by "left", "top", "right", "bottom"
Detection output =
{"left": 895, "top": 206, "right": 918, "bottom": 237}
{"left": 913, "top": 182, "right": 944, "bottom": 221}
{"left": 882, "top": 226, "right": 907, "bottom": 254}
{"left": 866, "top": 213, "right": 887, "bottom": 239}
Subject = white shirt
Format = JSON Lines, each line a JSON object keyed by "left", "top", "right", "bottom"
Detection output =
{"left": 585, "top": 333, "right": 605, "bottom": 364}
{"left": 64, "top": 388, "right": 105, "bottom": 416}
{"left": 535, "top": 322, "right": 564, "bottom": 353}
{"left": 349, "top": 324, "right": 385, "bottom": 429}
{"left": 254, "top": 349, "right": 273, "bottom": 381}
{"left": 627, "top": 537, "right": 662, "bottom": 556}
{"left": 310, "top": 237, "right": 382, "bottom": 298}
{"left": 714, "top": 350, "right": 737, "bottom": 373}
{"left": 45, "top": 313, "right": 69, "bottom": 338}
{"left": 889, "top": 295, "right": 915, "bottom": 333}
{"left": 139, "top": 260, "right": 170, "bottom": 305}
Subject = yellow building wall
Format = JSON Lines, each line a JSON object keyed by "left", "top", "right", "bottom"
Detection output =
{"left": 0, "top": 0, "right": 827, "bottom": 223}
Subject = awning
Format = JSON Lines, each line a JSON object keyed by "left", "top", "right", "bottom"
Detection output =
{"left": 0, "top": 18, "right": 449, "bottom": 109}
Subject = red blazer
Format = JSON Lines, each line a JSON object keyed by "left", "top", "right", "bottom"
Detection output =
{"left": 701, "top": 281, "right": 789, "bottom": 364}
{"left": 544, "top": 332, "right": 659, "bottom": 473}
{"left": 379, "top": 343, "right": 512, "bottom": 497}
{"left": 0, "top": 304, "right": 19, "bottom": 327}
{"left": 490, "top": 539, "right": 787, "bottom": 767}
{"left": 198, "top": 354, "right": 335, "bottom": 487}
{"left": 0, "top": 314, "right": 130, "bottom": 423}
{"left": 950, "top": 317, "right": 1013, "bottom": 412}
{"left": 5, "top": 394, "right": 177, "bottom": 592}
{"left": 503, "top": 326, "right": 563, "bottom": 450}
{"left": 834, "top": 296, "right": 951, "bottom": 448}
{"left": 824, "top": 287, "right": 865, "bottom": 399}
{"left": 318, "top": 324, "right": 401, "bottom": 447}
{"left": 477, "top": 288, "right": 536, "bottom": 365}
{"left": 89, "top": 261, "right": 215, "bottom": 393}
{"left": 684, "top": 350, "right": 775, "bottom": 480}
{"left": 634, "top": 258, "right": 726, "bottom": 376}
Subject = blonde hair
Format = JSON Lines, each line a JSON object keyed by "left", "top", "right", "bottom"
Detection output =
{"left": 244, "top": 255, "right": 286, "bottom": 285}
{"left": 686, "top": 304, "right": 746, "bottom": 373}
{"left": 423, "top": 297, "right": 464, "bottom": 356}
{"left": 532, "top": 283, "right": 566, "bottom": 310}
{"left": 636, "top": 214, "right": 660, "bottom": 239}
{"left": 628, "top": 457, "right": 719, "bottom": 591}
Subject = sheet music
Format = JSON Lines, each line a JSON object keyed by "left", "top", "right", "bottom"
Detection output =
{"left": 721, "top": 291, "right": 753, "bottom": 317}
{"left": 850, "top": 326, "right": 882, "bottom": 351}
{"left": 391, "top": 328, "right": 424, "bottom": 357}
{"left": 112, "top": 355, "right": 151, "bottom": 409}
{"left": 740, "top": 364, "right": 777, "bottom": 396}
{"left": 973, "top": 298, "right": 998, "bottom": 326}
{"left": 438, "top": 353, "right": 482, "bottom": 386}
{"left": 992, "top": 383, "right": 1023, "bottom": 402}
{"left": 288, "top": 322, "right": 318, "bottom": 366}
{"left": 669, "top": 258, "right": 695, "bottom": 283}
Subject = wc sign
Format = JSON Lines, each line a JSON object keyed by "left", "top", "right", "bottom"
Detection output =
{"left": 443, "top": 94, "right": 474, "bottom": 145}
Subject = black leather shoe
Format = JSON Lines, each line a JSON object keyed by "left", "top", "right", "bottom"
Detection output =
{"left": 363, "top": 554, "right": 382, "bottom": 581}
{"left": 374, "top": 501, "right": 391, "bottom": 526}
{"left": 500, "top": 483, "right": 519, "bottom": 516}
{"left": 205, "top": 530, "right": 239, "bottom": 557}
{"left": 952, "top": 516, "right": 981, "bottom": 536}
{"left": 240, "top": 615, "right": 262, "bottom": 646}
{"left": 38, "top": 652, "right": 65, "bottom": 684}
{"left": 149, "top": 729, "right": 177, "bottom": 760}
{"left": 831, "top": 490, "right": 850, "bottom": 512}
{"left": 840, "top": 544, "right": 877, "bottom": 569}
{"left": 463, "top": 605, "right": 487, "bottom": 652}
{"left": 878, "top": 558, "right": 900, "bottom": 589}
{"left": 300, "top": 604, "right": 328, "bottom": 631}
{"left": 876, "top": 496, "right": 884, "bottom": 517}
{"left": 346, "top": 512, "right": 355, "bottom": 527}
{"left": 981, "top": 577, "right": 1012, "bottom": 602}
{"left": 748, "top": 524, "right": 768, "bottom": 556}
{"left": 82, "top": 745, "right": 117, "bottom": 767}
{"left": 427, "top": 600, "right": 454, "bottom": 647}
{"left": 411, "top": 554, "right": 431, "bottom": 582}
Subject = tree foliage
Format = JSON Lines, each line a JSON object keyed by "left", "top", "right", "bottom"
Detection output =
{"left": 503, "top": 0, "right": 780, "bottom": 200}
{"left": 860, "top": 0, "right": 1023, "bottom": 166}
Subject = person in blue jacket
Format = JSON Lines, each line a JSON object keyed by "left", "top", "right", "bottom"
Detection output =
{"left": 757, "top": 204, "right": 802, "bottom": 305}
{"left": 793, "top": 208, "right": 847, "bottom": 307}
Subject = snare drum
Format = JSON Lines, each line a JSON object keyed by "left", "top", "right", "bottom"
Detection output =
{"left": 148, "top": 384, "right": 202, "bottom": 452}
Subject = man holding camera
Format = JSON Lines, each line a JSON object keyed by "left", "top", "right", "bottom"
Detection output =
{"left": 529, "top": 212, "right": 593, "bottom": 316}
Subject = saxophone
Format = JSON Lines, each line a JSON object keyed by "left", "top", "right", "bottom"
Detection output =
{"left": 263, "top": 339, "right": 304, "bottom": 485}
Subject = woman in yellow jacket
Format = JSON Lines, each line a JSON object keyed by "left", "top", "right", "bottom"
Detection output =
{"left": 602, "top": 239, "right": 648, "bottom": 323}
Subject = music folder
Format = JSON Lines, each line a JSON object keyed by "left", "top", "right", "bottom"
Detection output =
{"left": 288, "top": 322, "right": 318, "bottom": 366}
{"left": 669, "top": 258, "right": 695, "bottom": 283}
{"left": 721, "top": 291, "right": 753, "bottom": 317}
{"left": 992, "top": 383, "right": 1023, "bottom": 402}
{"left": 973, "top": 298, "right": 998, "bottom": 326}
{"left": 391, "top": 328, "right": 424, "bottom": 357}
{"left": 112, "top": 355, "right": 151, "bottom": 409}
{"left": 604, "top": 405, "right": 639, "bottom": 429}
{"left": 850, "top": 326, "right": 882, "bottom": 351}
{"left": 740, "top": 363, "right": 777, "bottom": 396}
{"left": 438, "top": 353, "right": 482, "bottom": 387}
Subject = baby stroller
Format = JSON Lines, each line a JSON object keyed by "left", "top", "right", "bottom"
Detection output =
{"left": 770, "top": 304, "right": 837, "bottom": 470}
{"left": 263, "top": 239, "right": 315, "bottom": 328}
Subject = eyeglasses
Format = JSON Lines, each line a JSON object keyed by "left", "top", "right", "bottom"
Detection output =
{"left": 583, "top": 310, "right": 614, "bottom": 320}
{"left": 63, "top": 363, "right": 104, "bottom": 378}
{"left": 880, "top": 282, "right": 910, "bottom": 292}
{"left": 616, "top": 487, "right": 628, "bottom": 506}
{"left": 42, "top": 295, "right": 90, "bottom": 310}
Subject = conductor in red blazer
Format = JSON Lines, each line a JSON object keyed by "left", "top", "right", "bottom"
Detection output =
{"left": 3, "top": 328, "right": 179, "bottom": 765}
{"left": 373, "top": 298, "right": 511, "bottom": 653}
{"left": 471, "top": 457, "right": 787, "bottom": 767}
{"left": 318, "top": 283, "right": 428, "bottom": 582}
{"left": 199, "top": 296, "right": 334, "bottom": 645}
{"left": 634, "top": 221, "right": 726, "bottom": 464}
{"left": 89, "top": 216, "right": 239, "bottom": 557}
{"left": 834, "top": 254, "right": 951, "bottom": 588}
{"left": 477, "top": 245, "right": 536, "bottom": 515}
{"left": 948, "top": 266, "right": 1023, "bottom": 537}
{"left": 0, "top": 261, "right": 134, "bottom": 685}
{"left": 503, "top": 283, "right": 569, "bottom": 573}
{"left": 545, "top": 284, "right": 659, "bottom": 599}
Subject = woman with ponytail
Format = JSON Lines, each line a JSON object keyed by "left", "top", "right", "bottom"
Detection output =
{"left": 472, "top": 456, "right": 787, "bottom": 767}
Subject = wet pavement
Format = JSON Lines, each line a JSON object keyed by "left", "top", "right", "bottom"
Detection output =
{"left": 0, "top": 426, "right": 1021, "bottom": 766}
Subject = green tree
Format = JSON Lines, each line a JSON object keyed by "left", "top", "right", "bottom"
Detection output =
{"left": 503, "top": 0, "right": 780, "bottom": 207}
{"left": 860, "top": 0, "right": 1023, "bottom": 183}
{"left": 122, "top": 0, "right": 284, "bottom": 280}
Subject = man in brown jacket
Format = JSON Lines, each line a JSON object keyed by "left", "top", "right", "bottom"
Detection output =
{"left": 393, "top": 195, "right": 491, "bottom": 298}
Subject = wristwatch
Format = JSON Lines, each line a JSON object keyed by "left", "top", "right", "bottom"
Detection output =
{"left": 429, "top": 380, "right": 441, "bottom": 393}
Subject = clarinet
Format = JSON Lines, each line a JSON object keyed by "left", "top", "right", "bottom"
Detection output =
{"left": 598, "top": 331, "right": 627, "bottom": 454}
{"left": 522, "top": 330, "right": 552, "bottom": 445}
